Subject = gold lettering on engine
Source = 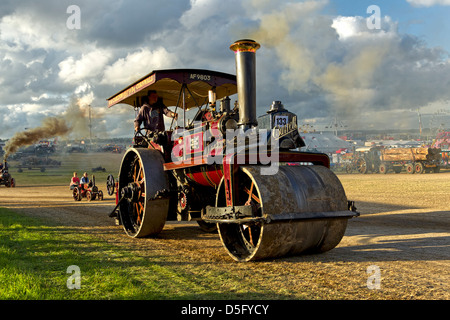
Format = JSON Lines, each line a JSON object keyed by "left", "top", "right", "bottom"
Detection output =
{"left": 272, "top": 115, "right": 297, "bottom": 139}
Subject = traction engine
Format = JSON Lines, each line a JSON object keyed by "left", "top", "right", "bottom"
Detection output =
{"left": 106, "top": 40, "right": 358, "bottom": 262}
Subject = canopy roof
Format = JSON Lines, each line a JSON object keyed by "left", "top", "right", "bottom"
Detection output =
{"left": 107, "top": 69, "right": 237, "bottom": 110}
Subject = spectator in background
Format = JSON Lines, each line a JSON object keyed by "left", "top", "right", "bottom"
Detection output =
{"left": 80, "top": 172, "right": 89, "bottom": 188}
{"left": 69, "top": 172, "right": 80, "bottom": 190}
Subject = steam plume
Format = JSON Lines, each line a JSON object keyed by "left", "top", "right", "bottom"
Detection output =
{"left": 245, "top": 1, "right": 397, "bottom": 128}
{"left": 3, "top": 117, "right": 71, "bottom": 161}
{"left": 2, "top": 93, "right": 106, "bottom": 161}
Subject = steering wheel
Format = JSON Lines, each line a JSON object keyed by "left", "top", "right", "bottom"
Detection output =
{"left": 134, "top": 127, "right": 147, "bottom": 139}
{"left": 106, "top": 174, "right": 115, "bottom": 196}
{"left": 134, "top": 128, "right": 154, "bottom": 147}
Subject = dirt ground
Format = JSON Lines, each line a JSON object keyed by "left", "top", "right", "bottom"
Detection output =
{"left": 0, "top": 170, "right": 448, "bottom": 299}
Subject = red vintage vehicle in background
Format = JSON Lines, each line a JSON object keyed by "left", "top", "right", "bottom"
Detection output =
{"left": 72, "top": 175, "right": 104, "bottom": 201}
{"left": 0, "top": 162, "right": 15, "bottom": 188}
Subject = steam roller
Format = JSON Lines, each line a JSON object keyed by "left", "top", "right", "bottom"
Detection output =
{"left": 106, "top": 39, "right": 358, "bottom": 262}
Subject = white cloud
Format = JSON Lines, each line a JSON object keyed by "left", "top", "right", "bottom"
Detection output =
{"left": 31, "top": 93, "right": 49, "bottom": 102}
{"left": 101, "top": 47, "right": 179, "bottom": 86}
{"left": 406, "top": 0, "right": 450, "bottom": 7}
{"left": 0, "top": 11, "right": 75, "bottom": 51}
{"left": 180, "top": 0, "right": 217, "bottom": 28}
{"left": 332, "top": 15, "right": 397, "bottom": 40}
{"left": 180, "top": 0, "right": 244, "bottom": 29}
{"left": 78, "top": 91, "right": 95, "bottom": 108}
{"left": 58, "top": 50, "right": 112, "bottom": 83}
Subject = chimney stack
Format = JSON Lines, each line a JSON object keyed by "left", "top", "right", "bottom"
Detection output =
{"left": 230, "top": 39, "right": 260, "bottom": 130}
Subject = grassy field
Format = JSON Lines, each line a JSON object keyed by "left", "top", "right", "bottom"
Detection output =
{"left": 5, "top": 152, "right": 123, "bottom": 186}
{"left": 0, "top": 207, "right": 285, "bottom": 300}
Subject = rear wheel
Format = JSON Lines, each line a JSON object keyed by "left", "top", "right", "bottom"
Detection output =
{"left": 106, "top": 174, "right": 115, "bottom": 196}
{"left": 345, "top": 164, "right": 353, "bottom": 173}
{"left": 355, "top": 158, "right": 367, "bottom": 174}
{"left": 379, "top": 164, "right": 388, "bottom": 174}
{"left": 73, "top": 187, "right": 82, "bottom": 201}
{"left": 414, "top": 162, "right": 424, "bottom": 174}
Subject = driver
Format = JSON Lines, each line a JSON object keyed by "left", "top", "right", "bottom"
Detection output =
{"left": 134, "top": 90, "right": 178, "bottom": 133}
{"left": 80, "top": 172, "right": 90, "bottom": 189}
{"left": 0, "top": 162, "right": 8, "bottom": 171}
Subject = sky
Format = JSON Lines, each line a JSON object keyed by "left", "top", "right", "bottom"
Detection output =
{"left": 1, "top": 0, "right": 450, "bottom": 139}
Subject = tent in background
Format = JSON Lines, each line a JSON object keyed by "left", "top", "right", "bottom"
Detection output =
{"left": 300, "top": 132, "right": 352, "bottom": 154}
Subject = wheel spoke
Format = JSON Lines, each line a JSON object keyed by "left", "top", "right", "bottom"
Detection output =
{"left": 135, "top": 203, "right": 141, "bottom": 224}
{"left": 239, "top": 172, "right": 262, "bottom": 247}
{"left": 133, "top": 160, "right": 145, "bottom": 196}
{"left": 243, "top": 186, "right": 261, "bottom": 204}
{"left": 135, "top": 165, "right": 142, "bottom": 183}
{"left": 243, "top": 224, "right": 255, "bottom": 246}
{"left": 244, "top": 181, "right": 254, "bottom": 205}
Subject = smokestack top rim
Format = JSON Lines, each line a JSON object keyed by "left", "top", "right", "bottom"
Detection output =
{"left": 230, "top": 39, "right": 260, "bottom": 53}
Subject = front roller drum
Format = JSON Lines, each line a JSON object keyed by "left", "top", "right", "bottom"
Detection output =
{"left": 216, "top": 165, "right": 351, "bottom": 262}
{"left": 118, "top": 148, "right": 170, "bottom": 238}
